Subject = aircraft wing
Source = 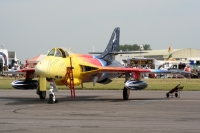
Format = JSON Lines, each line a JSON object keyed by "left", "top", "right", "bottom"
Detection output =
{"left": 80, "top": 66, "right": 192, "bottom": 76}
{"left": 4, "top": 68, "right": 35, "bottom": 74}
{"left": 148, "top": 69, "right": 191, "bottom": 75}
{"left": 88, "top": 51, "right": 148, "bottom": 54}
{"left": 97, "top": 67, "right": 191, "bottom": 74}
{"left": 80, "top": 66, "right": 149, "bottom": 76}
{"left": 17, "top": 68, "right": 35, "bottom": 72}
{"left": 4, "top": 68, "right": 35, "bottom": 79}
{"left": 4, "top": 70, "right": 26, "bottom": 74}
{"left": 97, "top": 66, "right": 150, "bottom": 73}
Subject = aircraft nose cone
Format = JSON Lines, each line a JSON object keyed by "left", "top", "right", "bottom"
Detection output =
{"left": 35, "top": 61, "right": 46, "bottom": 76}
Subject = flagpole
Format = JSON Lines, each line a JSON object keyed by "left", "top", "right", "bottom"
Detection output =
{"left": 140, "top": 45, "right": 143, "bottom": 68}
{"left": 140, "top": 50, "right": 141, "bottom": 67}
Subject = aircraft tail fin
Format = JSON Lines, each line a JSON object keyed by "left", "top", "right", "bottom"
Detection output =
{"left": 98, "top": 27, "right": 120, "bottom": 64}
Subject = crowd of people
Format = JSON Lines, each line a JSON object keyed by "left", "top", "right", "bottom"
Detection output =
{"left": 198, "top": 65, "right": 200, "bottom": 78}
{"left": 184, "top": 64, "right": 200, "bottom": 79}
{"left": 1, "top": 63, "right": 24, "bottom": 78}
{"left": 1, "top": 64, "right": 8, "bottom": 75}
{"left": 123, "top": 62, "right": 200, "bottom": 79}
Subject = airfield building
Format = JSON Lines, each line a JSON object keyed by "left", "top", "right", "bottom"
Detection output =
{"left": 117, "top": 48, "right": 200, "bottom": 62}
{"left": 116, "top": 48, "right": 200, "bottom": 69}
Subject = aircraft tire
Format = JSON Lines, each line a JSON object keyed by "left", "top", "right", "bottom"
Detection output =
{"left": 55, "top": 99, "right": 58, "bottom": 103}
{"left": 166, "top": 93, "right": 169, "bottom": 98}
{"left": 48, "top": 94, "right": 54, "bottom": 104}
{"left": 39, "top": 91, "right": 46, "bottom": 99}
{"left": 175, "top": 93, "right": 178, "bottom": 98}
{"left": 123, "top": 87, "right": 129, "bottom": 100}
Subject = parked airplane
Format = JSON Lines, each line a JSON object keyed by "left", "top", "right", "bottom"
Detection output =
{"left": 8, "top": 27, "right": 191, "bottom": 103}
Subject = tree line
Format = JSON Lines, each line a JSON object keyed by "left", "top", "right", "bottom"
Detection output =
{"left": 118, "top": 44, "right": 151, "bottom": 51}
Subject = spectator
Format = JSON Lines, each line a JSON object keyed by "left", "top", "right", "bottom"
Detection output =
{"left": 3, "top": 64, "right": 8, "bottom": 76}
{"left": 1, "top": 64, "right": 4, "bottom": 75}
{"left": 184, "top": 65, "right": 191, "bottom": 78}
{"left": 3, "top": 64, "right": 8, "bottom": 71}
{"left": 198, "top": 66, "right": 200, "bottom": 78}
{"left": 185, "top": 65, "right": 191, "bottom": 72}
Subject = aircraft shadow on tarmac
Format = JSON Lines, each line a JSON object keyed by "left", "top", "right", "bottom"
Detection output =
{"left": 3, "top": 95, "right": 169, "bottom": 106}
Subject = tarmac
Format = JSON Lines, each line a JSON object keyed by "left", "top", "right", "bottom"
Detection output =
{"left": 0, "top": 90, "right": 200, "bottom": 133}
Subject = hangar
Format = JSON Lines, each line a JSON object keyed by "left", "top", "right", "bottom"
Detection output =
{"left": 134, "top": 48, "right": 200, "bottom": 61}
{"left": 115, "top": 48, "right": 200, "bottom": 68}
{"left": 117, "top": 48, "right": 200, "bottom": 61}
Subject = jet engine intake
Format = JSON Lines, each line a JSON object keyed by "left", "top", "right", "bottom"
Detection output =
{"left": 11, "top": 80, "right": 39, "bottom": 90}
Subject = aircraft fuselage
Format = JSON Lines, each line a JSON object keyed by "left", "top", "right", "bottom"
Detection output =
{"left": 35, "top": 53, "right": 122, "bottom": 86}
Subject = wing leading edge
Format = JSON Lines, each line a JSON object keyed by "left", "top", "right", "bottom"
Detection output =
{"left": 80, "top": 66, "right": 192, "bottom": 76}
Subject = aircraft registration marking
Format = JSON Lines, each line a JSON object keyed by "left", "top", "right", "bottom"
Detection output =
{"left": 47, "top": 59, "right": 66, "bottom": 74}
{"left": 47, "top": 59, "right": 59, "bottom": 72}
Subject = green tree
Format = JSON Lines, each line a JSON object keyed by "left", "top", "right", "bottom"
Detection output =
{"left": 118, "top": 44, "right": 151, "bottom": 51}
{"left": 132, "top": 44, "right": 140, "bottom": 51}
{"left": 143, "top": 44, "right": 151, "bottom": 50}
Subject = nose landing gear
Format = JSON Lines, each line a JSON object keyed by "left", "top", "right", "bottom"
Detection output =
{"left": 48, "top": 94, "right": 58, "bottom": 104}
{"left": 48, "top": 81, "right": 58, "bottom": 104}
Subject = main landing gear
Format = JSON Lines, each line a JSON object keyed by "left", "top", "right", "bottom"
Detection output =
{"left": 123, "top": 73, "right": 131, "bottom": 100}
{"left": 123, "top": 87, "right": 130, "bottom": 100}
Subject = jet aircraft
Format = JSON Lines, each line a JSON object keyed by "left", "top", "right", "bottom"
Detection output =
{"left": 8, "top": 27, "right": 191, "bottom": 103}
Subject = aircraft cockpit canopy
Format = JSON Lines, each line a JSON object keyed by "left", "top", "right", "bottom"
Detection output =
{"left": 47, "top": 48, "right": 69, "bottom": 58}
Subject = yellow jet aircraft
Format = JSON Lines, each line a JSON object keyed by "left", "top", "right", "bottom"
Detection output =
{"left": 10, "top": 27, "right": 190, "bottom": 104}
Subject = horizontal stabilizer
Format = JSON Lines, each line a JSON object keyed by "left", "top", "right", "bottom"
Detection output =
{"left": 88, "top": 52, "right": 103, "bottom": 54}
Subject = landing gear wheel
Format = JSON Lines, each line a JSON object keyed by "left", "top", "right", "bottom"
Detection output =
{"left": 123, "top": 87, "right": 129, "bottom": 100}
{"left": 48, "top": 94, "right": 54, "bottom": 104}
{"left": 48, "top": 94, "right": 58, "bottom": 104}
{"left": 39, "top": 91, "right": 46, "bottom": 99}
{"left": 175, "top": 93, "right": 178, "bottom": 98}
{"left": 55, "top": 99, "right": 58, "bottom": 103}
{"left": 166, "top": 93, "right": 169, "bottom": 98}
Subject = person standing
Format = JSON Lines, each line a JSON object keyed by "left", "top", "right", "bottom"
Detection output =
{"left": 3, "top": 64, "right": 8, "bottom": 71}
{"left": 198, "top": 65, "right": 200, "bottom": 78}
{"left": 184, "top": 65, "right": 191, "bottom": 78}
{"left": 1, "top": 64, "right": 4, "bottom": 75}
{"left": 2, "top": 64, "right": 8, "bottom": 77}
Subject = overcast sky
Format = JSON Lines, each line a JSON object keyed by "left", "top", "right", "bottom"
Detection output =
{"left": 0, "top": 0, "right": 199, "bottom": 63}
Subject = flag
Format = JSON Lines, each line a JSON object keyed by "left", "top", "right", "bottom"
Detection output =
{"left": 168, "top": 53, "right": 172, "bottom": 59}
{"left": 167, "top": 53, "right": 176, "bottom": 61}
{"left": 168, "top": 46, "right": 172, "bottom": 53}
